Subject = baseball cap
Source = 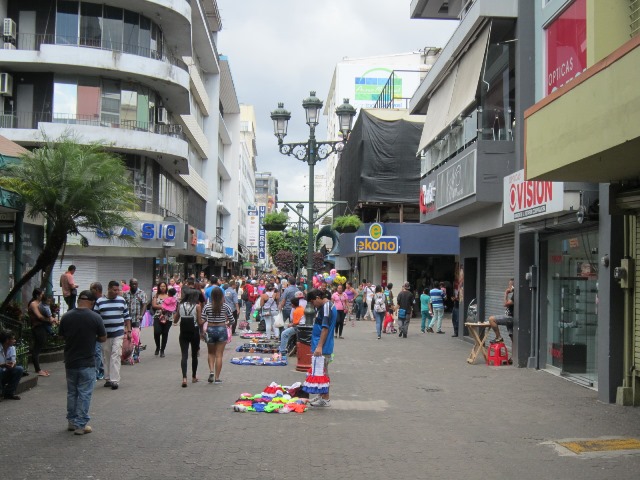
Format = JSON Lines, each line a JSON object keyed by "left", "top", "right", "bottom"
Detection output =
{"left": 78, "top": 290, "right": 96, "bottom": 302}
{"left": 251, "top": 280, "right": 257, "bottom": 284}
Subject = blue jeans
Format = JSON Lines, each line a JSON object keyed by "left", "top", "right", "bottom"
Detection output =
{"left": 95, "top": 342, "right": 104, "bottom": 379}
{"left": 282, "top": 308, "right": 291, "bottom": 325}
{"left": 280, "top": 326, "right": 296, "bottom": 355}
{"left": 421, "top": 310, "right": 432, "bottom": 332}
{"left": 1, "top": 366, "right": 24, "bottom": 397}
{"left": 66, "top": 367, "right": 96, "bottom": 428}
{"left": 428, "top": 308, "right": 444, "bottom": 332}
{"left": 374, "top": 311, "right": 385, "bottom": 337}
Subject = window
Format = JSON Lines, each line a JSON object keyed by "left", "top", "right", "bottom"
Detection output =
{"left": 139, "top": 16, "right": 151, "bottom": 57}
{"left": 77, "top": 77, "right": 100, "bottom": 124}
{"left": 158, "top": 173, "right": 186, "bottom": 219}
{"left": 123, "top": 11, "right": 139, "bottom": 54}
{"left": 53, "top": 75, "right": 78, "bottom": 122}
{"left": 80, "top": 2, "right": 102, "bottom": 47}
{"left": 56, "top": 1, "right": 79, "bottom": 45}
{"left": 102, "top": 6, "right": 123, "bottom": 51}
{"left": 101, "top": 79, "right": 120, "bottom": 126}
{"left": 120, "top": 83, "right": 138, "bottom": 128}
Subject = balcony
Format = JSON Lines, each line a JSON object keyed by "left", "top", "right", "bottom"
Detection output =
{"left": 1, "top": 112, "right": 189, "bottom": 175}
{"left": 525, "top": 36, "right": 640, "bottom": 182}
{"left": 0, "top": 34, "right": 190, "bottom": 115}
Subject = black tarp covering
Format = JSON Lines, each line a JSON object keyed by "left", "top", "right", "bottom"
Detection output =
{"left": 333, "top": 109, "right": 424, "bottom": 214}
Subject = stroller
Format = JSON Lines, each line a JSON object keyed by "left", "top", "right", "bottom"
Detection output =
{"left": 121, "top": 334, "right": 135, "bottom": 365}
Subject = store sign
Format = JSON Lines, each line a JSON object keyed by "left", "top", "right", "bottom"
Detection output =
{"left": 196, "top": 230, "right": 207, "bottom": 255}
{"left": 77, "top": 221, "right": 185, "bottom": 248}
{"left": 419, "top": 181, "right": 436, "bottom": 214}
{"left": 246, "top": 208, "right": 259, "bottom": 248}
{"left": 503, "top": 169, "right": 564, "bottom": 223}
{"left": 545, "top": 0, "right": 587, "bottom": 95}
{"left": 436, "top": 150, "right": 476, "bottom": 209}
{"left": 354, "top": 223, "right": 400, "bottom": 254}
{"left": 258, "top": 206, "right": 266, "bottom": 260}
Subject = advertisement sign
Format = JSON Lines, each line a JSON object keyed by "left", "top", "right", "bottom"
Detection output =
{"left": 71, "top": 221, "right": 186, "bottom": 249}
{"left": 503, "top": 169, "right": 564, "bottom": 223}
{"left": 545, "top": 0, "right": 587, "bottom": 95}
{"left": 196, "top": 230, "right": 207, "bottom": 255}
{"left": 436, "top": 150, "right": 476, "bottom": 209}
{"left": 419, "top": 180, "right": 436, "bottom": 215}
{"left": 354, "top": 223, "right": 400, "bottom": 254}
{"left": 246, "top": 208, "right": 259, "bottom": 248}
{"left": 258, "top": 206, "right": 266, "bottom": 260}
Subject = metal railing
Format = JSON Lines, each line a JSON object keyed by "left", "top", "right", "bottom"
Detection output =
{"left": 631, "top": 0, "right": 640, "bottom": 38}
{"left": 373, "top": 70, "right": 422, "bottom": 109}
{"left": 12, "top": 33, "right": 187, "bottom": 71}
{"left": 0, "top": 111, "right": 185, "bottom": 140}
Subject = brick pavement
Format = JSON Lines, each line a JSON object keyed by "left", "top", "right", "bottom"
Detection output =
{"left": 2, "top": 316, "right": 640, "bottom": 480}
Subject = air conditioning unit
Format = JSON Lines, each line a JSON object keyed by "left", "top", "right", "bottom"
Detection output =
{"left": 156, "top": 106, "right": 168, "bottom": 124}
{"left": 0, "top": 73, "right": 13, "bottom": 96}
{"left": 3, "top": 43, "right": 15, "bottom": 50}
{"left": 3, "top": 19, "right": 16, "bottom": 41}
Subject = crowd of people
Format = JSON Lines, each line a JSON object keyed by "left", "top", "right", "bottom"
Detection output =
{"left": 0, "top": 267, "right": 461, "bottom": 435}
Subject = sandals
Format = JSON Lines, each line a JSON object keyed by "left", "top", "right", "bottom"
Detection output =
{"left": 192, "top": 377, "right": 199, "bottom": 383}
{"left": 37, "top": 370, "right": 50, "bottom": 377}
{"left": 181, "top": 379, "right": 187, "bottom": 388}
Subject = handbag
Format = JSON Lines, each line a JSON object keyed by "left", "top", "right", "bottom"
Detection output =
{"left": 273, "top": 312, "right": 285, "bottom": 329}
{"left": 226, "top": 325, "right": 232, "bottom": 344}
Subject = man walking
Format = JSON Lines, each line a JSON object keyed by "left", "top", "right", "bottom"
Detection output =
{"left": 123, "top": 278, "right": 147, "bottom": 359}
{"left": 396, "top": 282, "right": 416, "bottom": 338}
{"left": 94, "top": 281, "right": 131, "bottom": 390}
{"left": 427, "top": 282, "right": 446, "bottom": 334}
{"left": 279, "top": 276, "right": 298, "bottom": 325}
{"left": 60, "top": 265, "right": 79, "bottom": 311}
{"left": 58, "top": 290, "right": 106, "bottom": 435}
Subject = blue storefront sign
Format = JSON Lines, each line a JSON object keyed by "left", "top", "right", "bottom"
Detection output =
{"left": 354, "top": 223, "right": 401, "bottom": 254}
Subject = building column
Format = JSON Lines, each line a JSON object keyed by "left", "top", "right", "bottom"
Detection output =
{"left": 514, "top": 231, "right": 535, "bottom": 367}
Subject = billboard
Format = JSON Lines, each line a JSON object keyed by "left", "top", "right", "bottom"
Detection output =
{"left": 258, "top": 206, "right": 266, "bottom": 260}
{"left": 503, "top": 169, "right": 564, "bottom": 223}
{"left": 246, "top": 208, "right": 259, "bottom": 248}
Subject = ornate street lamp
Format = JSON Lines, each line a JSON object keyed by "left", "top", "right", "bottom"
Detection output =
{"left": 271, "top": 93, "right": 356, "bottom": 275}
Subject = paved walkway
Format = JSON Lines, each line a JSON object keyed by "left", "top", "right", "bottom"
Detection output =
{"left": 2, "top": 316, "right": 640, "bottom": 480}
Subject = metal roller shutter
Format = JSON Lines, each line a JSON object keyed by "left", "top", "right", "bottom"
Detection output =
{"left": 635, "top": 215, "right": 640, "bottom": 375}
{"left": 51, "top": 257, "right": 97, "bottom": 296}
{"left": 133, "top": 257, "right": 155, "bottom": 294}
{"left": 97, "top": 258, "right": 133, "bottom": 288}
{"left": 484, "top": 234, "right": 515, "bottom": 342}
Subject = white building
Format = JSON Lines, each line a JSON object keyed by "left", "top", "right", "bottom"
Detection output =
{"left": 323, "top": 50, "right": 440, "bottom": 204}
{"left": 0, "top": 0, "right": 240, "bottom": 291}
{"left": 239, "top": 104, "right": 257, "bottom": 271}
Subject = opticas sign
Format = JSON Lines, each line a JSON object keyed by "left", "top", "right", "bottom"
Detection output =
{"left": 354, "top": 223, "right": 400, "bottom": 254}
{"left": 503, "top": 169, "right": 563, "bottom": 223}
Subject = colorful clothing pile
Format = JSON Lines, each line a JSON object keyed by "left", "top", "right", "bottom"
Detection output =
{"left": 235, "top": 343, "right": 280, "bottom": 354}
{"left": 302, "top": 356, "right": 330, "bottom": 395}
{"left": 239, "top": 332, "right": 269, "bottom": 339}
{"left": 232, "top": 382, "right": 308, "bottom": 414}
{"left": 230, "top": 355, "right": 287, "bottom": 366}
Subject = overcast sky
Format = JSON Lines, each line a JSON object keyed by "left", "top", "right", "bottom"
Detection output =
{"left": 217, "top": 0, "right": 458, "bottom": 211}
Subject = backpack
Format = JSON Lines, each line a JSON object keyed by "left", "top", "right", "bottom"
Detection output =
{"left": 241, "top": 287, "right": 249, "bottom": 302}
{"left": 374, "top": 293, "right": 386, "bottom": 313}
{"left": 179, "top": 302, "right": 197, "bottom": 335}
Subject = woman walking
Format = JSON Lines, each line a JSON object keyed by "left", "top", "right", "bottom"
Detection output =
{"left": 332, "top": 285, "right": 348, "bottom": 339}
{"left": 27, "top": 288, "right": 56, "bottom": 377}
{"left": 202, "top": 287, "right": 234, "bottom": 384}
{"left": 173, "top": 288, "right": 203, "bottom": 387}
{"left": 372, "top": 286, "right": 387, "bottom": 339}
{"left": 259, "top": 283, "right": 280, "bottom": 339}
{"left": 151, "top": 282, "right": 172, "bottom": 357}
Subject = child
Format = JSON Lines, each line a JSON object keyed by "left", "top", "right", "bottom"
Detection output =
{"left": 383, "top": 311, "right": 395, "bottom": 334}
{"left": 161, "top": 288, "right": 178, "bottom": 319}
{"left": 38, "top": 294, "right": 58, "bottom": 336}
{"left": 420, "top": 288, "right": 432, "bottom": 333}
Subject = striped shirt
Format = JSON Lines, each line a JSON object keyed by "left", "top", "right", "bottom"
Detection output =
{"left": 95, "top": 296, "right": 131, "bottom": 338}
{"left": 202, "top": 302, "right": 233, "bottom": 324}
{"left": 429, "top": 288, "right": 445, "bottom": 310}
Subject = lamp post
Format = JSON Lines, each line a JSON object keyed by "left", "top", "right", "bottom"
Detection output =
{"left": 271, "top": 92, "right": 356, "bottom": 276}
{"left": 296, "top": 203, "right": 304, "bottom": 276}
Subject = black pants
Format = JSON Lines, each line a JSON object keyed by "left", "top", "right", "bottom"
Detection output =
{"left": 31, "top": 325, "right": 48, "bottom": 372}
{"left": 64, "top": 294, "right": 76, "bottom": 311}
{"left": 179, "top": 331, "right": 200, "bottom": 378}
{"left": 334, "top": 310, "right": 346, "bottom": 337}
{"left": 154, "top": 318, "right": 172, "bottom": 352}
{"left": 452, "top": 305, "right": 459, "bottom": 335}
{"left": 231, "top": 310, "right": 239, "bottom": 335}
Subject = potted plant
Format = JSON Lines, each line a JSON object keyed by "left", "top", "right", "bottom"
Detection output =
{"left": 261, "top": 211, "right": 288, "bottom": 231}
{"left": 332, "top": 214, "right": 363, "bottom": 233}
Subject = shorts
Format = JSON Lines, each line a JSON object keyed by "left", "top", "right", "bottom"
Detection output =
{"left": 206, "top": 325, "right": 228, "bottom": 344}
{"left": 492, "top": 315, "right": 514, "bottom": 334}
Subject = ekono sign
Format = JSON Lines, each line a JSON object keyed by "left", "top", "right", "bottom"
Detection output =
{"left": 354, "top": 223, "right": 400, "bottom": 254}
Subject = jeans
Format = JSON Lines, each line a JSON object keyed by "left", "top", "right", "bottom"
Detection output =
{"left": 279, "top": 326, "right": 296, "bottom": 355}
{"left": 282, "top": 308, "right": 291, "bottom": 325}
{"left": 245, "top": 302, "right": 252, "bottom": 322}
{"left": 95, "top": 342, "right": 104, "bottom": 379}
{"left": 179, "top": 331, "right": 200, "bottom": 378}
{"left": 334, "top": 310, "right": 346, "bottom": 337}
{"left": 354, "top": 300, "right": 363, "bottom": 319}
{"left": 451, "top": 305, "right": 459, "bottom": 335}
{"left": 263, "top": 313, "right": 278, "bottom": 339}
{"left": 374, "top": 311, "right": 385, "bottom": 337}
{"left": 0, "top": 365, "right": 24, "bottom": 396}
{"left": 66, "top": 366, "right": 96, "bottom": 428}
{"left": 428, "top": 308, "right": 444, "bottom": 332}
{"left": 101, "top": 336, "right": 123, "bottom": 383}
{"left": 397, "top": 315, "right": 410, "bottom": 336}
{"left": 64, "top": 293, "right": 77, "bottom": 311}
{"left": 421, "top": 310, "right": 432, "bottom": 332}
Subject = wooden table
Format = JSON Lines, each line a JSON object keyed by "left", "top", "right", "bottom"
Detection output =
{"left": 465, "top": 322, "right": 491, "bottom": 364}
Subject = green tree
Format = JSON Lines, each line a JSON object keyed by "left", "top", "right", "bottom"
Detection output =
{"left": 267, "top": 228, "right": 319, "bottom": 274}
{"left": 0, "top": 134, "right": 139, "bottom": 311}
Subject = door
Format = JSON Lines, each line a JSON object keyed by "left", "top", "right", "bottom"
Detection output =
{"left": 16, "top": 84, "right": 34, "bottom": 129}
{"left": 18, "top": 11, "right": 36, "bottom": 50}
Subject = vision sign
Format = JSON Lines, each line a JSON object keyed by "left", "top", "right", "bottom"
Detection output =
{"left": 503, "top": 169, "right": 563, "bottom": 223}
{"left": 354, "top": 223, "right": 400, "bottom": 254}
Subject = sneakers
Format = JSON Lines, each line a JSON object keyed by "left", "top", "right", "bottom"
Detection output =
{"left": 214, "top": 379, "right": 223, "bottom": 384}
{"left": 490, "top": 336, "right": 504, "bottom": 344}
{"left": 377, "top": 335, "right": 381, "bottom": 339}
{"left": 74, "top": 425, "right": 92, "bottom": 435}
{"left": 67, "top": 422, "right": 76, "bottom": 431}
{"left": 208, "top": 373, "right": 215, "bottom": 383}
{"left": 426, "top": 327, "right": 434, "bottom": 333}
{"left": 309, "top": 397, "right": 331, "bottom": 407}
{"left": 436, "top": 331, "right": 445, "bottom": 334}
{"left": 111, "top": 382, "right": 119, "bottom": 390}
{"left": 103, "top": 380, "right": 113, "bottom": 388}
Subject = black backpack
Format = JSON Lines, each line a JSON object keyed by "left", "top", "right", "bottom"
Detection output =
{"left": 179, "top": 303, "right": 197, "bottom": 335}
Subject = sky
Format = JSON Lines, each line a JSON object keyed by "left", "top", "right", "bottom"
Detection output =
{"left": 217, "top": 0, "right": 458, "bottom": 212}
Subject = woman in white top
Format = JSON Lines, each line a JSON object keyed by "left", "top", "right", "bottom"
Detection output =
{"left": 260, "top": 283, "right": 280, "bottom": 339}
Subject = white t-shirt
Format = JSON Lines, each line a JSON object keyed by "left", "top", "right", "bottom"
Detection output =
{"left": 365, "top": 285, "right": 375, "bottom": 302}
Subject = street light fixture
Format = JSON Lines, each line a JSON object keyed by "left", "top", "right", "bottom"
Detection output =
{"left": 271, "top": 93, "right": 356, "bottom": 275}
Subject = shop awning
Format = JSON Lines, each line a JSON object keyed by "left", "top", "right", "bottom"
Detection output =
{"left": 417, "top": 25, "right": 491, "bottom": 154}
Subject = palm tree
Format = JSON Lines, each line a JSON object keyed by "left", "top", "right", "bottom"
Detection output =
{"left": 0, "top": 134, "right": 139, "bottom": 311}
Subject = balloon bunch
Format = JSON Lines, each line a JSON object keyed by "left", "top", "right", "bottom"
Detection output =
{"left": 333, "top": 275, "right": 347, "bottom": 285}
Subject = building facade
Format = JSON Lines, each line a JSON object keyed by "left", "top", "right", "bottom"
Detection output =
{"left": 0, "top": 0, "right": 241, "bottom": 292}
{"left": 239, "top": 104, "right": 257, "bottom": 273}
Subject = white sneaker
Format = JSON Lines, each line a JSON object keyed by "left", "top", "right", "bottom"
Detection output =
{"left": 309, "top": 397, "right": 331, "bottom": 407}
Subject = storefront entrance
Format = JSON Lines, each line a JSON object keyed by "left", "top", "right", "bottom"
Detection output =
{"left": 545, "top": 231, "right": 598, "bottom": 388}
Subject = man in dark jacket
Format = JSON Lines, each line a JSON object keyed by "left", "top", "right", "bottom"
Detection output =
{"left": 396, "top": 282, "right": 416, "bottom": 338}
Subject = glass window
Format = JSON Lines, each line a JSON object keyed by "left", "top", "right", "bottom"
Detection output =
{"left": 80, "top": 2, "right": 102, "bottom": 48}
{"left": 101, "top": 79, "right": 120, "bottom": 126}
{"left": 77, "top": 77, "right": 100, "bottom": 124}
{"left": 102, "top": 6, "right": 123, "bottom": 51}
{"left": 139, "top": 16, "right": 151, "bottom": 57}
{"left": 151, "top": 23, "right": 163, "bottom": 60}
{"left": 137, "top": 88, "right": 150, "bottom": 130}
{"left": 53, "top": 75, "right": 78, "bottom": 123}
{"left": 123, "top": 10, "right": 139, "bottom": 55}
{"left": 56, "top": 1, "right": 79, "bottom": 45}
{"left": 120, "top": 83, "right": 138, "bottom": 128}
